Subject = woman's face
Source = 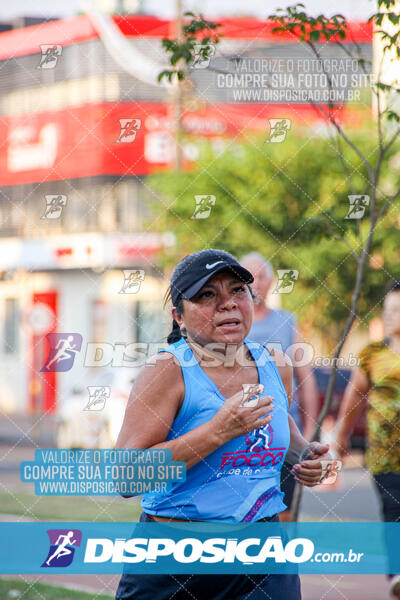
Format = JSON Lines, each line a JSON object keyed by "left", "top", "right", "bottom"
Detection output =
{"left": 383, "top": 291, "right": 400, "bottom": 336}
{"left": 172, "top": 271, "right": 254, "bottom": 346}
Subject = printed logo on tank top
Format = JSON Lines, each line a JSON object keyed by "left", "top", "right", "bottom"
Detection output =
{"left": 218, "top": 424, "right": 285, "bottom": 476}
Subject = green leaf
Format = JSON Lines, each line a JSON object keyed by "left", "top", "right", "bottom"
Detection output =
{"left": 370, "top": 12, "right": 385, "bottom": 25}
{"left": 388, "top": 12, "right": 400, "bottom": 24}
{"left": 309, "top": 30, "right": 321, "bottom": 41}
{"left": 157, "top": 70, "right": 173, "bottom": 82}
{"left": 376, "top": 81, "right": 392, "bottom": 91}
{"left": 386, "top": 110, "right": 400, "bottom": 122}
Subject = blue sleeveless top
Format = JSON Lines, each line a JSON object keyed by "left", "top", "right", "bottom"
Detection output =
{"left": 248, "top": 309, "right": 302, "bottom": 430}
{"left": 141, "top": 337, "right": 290, "bottom": 523}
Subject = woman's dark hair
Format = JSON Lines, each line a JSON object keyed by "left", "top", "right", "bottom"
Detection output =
{"left": 164, "top": 291, "right": 185, "bottom": 344}
{"left": 164, "top": 250, "right": 256, "bottom": 345}
{"left": 385, "top": 279, "right": 400, "bottom": 296}
{"left": 163, "top": 252, "right": 204, "bottom": 344}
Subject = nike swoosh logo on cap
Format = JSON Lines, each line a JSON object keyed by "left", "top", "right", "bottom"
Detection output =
{"left": 205, "top": 261, "right": 225, "bottom": 269}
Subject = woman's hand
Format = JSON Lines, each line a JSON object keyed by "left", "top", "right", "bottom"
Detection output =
{"left": 291, "top": 442, "right": 332, "bottom": 487}
{"left": 210, "top": 384, "right": 274, "bottom": 444}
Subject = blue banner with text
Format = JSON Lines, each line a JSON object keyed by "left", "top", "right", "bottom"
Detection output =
{"left": 1, "top": 522, "right": 399, "bottom": 574}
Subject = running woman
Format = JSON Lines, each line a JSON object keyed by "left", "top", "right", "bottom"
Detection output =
{"left": 116, "top": 249, "right": 331, "bottom": 600}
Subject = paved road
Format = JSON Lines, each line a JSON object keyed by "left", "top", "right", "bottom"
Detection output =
{"left": 301, "top": 462, "right": 381, "bottom": 521}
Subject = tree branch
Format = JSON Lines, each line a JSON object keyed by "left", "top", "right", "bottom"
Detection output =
{"left": 316, "top": 104, "right": 374, "bottom": 180}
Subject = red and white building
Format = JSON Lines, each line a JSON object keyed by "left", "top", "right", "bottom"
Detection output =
{"left": 0, "top": 14, "right": 372, "bottom": 415}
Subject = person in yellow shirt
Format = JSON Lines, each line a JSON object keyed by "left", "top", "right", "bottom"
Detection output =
{"left": 335, "top": 279, "right": 400, "bottom": 599}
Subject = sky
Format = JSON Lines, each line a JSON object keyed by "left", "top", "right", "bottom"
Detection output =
{"left": 0, "top": 0, "right": 376, "bottom": 22}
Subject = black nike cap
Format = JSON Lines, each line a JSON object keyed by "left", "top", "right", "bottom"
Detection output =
{"left": 170, "top": 249, "right": 254, "bottom": 306}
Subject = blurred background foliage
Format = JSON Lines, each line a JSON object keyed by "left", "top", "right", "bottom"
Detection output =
{"left": 149, "top": 127, "right": 400, "bottom": 340}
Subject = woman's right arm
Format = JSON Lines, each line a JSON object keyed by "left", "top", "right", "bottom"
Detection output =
{"left": 116, "top": 353, "right": 273, "bottom": 470}
{"left": 334, "top": 366, "right": 370, "bottom": 457}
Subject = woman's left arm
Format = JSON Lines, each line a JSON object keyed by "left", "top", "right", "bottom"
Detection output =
{"left": 268, "top": 346, "right": 332, "bottom": 487}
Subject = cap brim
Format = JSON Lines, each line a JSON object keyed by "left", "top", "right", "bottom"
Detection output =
{"left": 182, "top": 264, "right": 254, "bottom": 300}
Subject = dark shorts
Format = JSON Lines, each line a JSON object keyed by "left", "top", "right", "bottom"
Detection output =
{"left": 280, "top": 461, "right": 296, "bottom": 511}
{"left": 373, "top": 472, "right": 400, "bottom": 578}
{"left": 115, "top": 513, "right": 301, "bottom": 600}
{"left": 373, "top": 472, "right": 400, "bottom": 522}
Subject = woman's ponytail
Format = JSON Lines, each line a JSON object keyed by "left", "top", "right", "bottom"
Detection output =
{"left": 167, "top": 318, "right": 183, "bottom": 344}
{"left": 164, "top": 284, "right": 185, "bottom": 345}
